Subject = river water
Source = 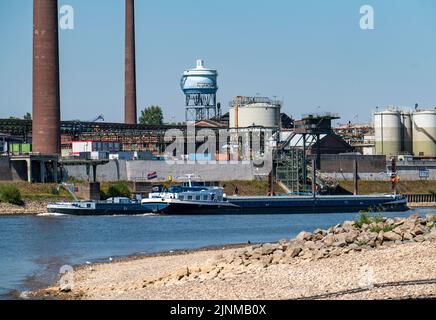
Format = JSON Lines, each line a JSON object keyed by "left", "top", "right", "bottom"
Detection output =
{"left": 0, "top": 208, "right": 433, "bottom": 299}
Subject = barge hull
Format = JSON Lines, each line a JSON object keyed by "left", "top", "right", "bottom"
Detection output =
{"left": 47, "top": 203, "right": 168, "bottom": 216}
{"left": 227, "top": 195, "right": 409, "bottom": 215}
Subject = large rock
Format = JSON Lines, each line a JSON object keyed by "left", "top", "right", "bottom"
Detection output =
{"left": 298, "top": 248, "right": 314, "bottom": 260}
{"left": 385, "top": 218, "right": 395, "bottom": 226}
{"left": 313, "top": 228, "right": 326, "bottom": 236}
{"left": 425, "top": 213, "right": 435, "bottom": 223}
{"left": 409, "top": 213, "right": 420, "bottom": 221}
{"left": 333, "top": 227, "right": 345, "bottom": 234}
{"left": 393, "top": 227, "right": 404, "bottom": 236}
{"left": 415, "top": 235, "right": 425, "bottom": 242}
{"left": 332, "top": 234, "right": 347, "bottom": 247}
{"left": 250, "top": 250, "right": 263, "bottom": 260}
{"left": 296, "top": 231, "right": 313, "bottom": 241}
{"left": 287, "top": 246, "right": 303, "bottom": 258}
{"left": 323, "top": 234, "right": 335, "bottom": 247}
{"left": 348, "top": 243, "right": 360, "bottom": 251}
{"left": 356, "top": 233, "right": 370, "bottom": 244}
{"left": 403, "top": 232, "right": 414, "bottom": 241}
{"left": 304, "top": 241, "right": 318, "bottom": 250}
{"left": 175, "top": 267, "right": 190, "bottom": 280}
{"left": 261, "top": 243, "right": 277, "bottom": 255}
{"left": 377, "top": 231, "right": 384, "bottom": 243}
{"left": 412, "top": 225, "right": 425, "bottom": 236}
{"left": 313, "top": 249, "right": 328, "bottom": 260}
{"left": 342, "top": 221, "right": 355, "bottom": 232}
{"left": 271, "top": 250, "right": 284, "bottom": 264}
{"left": 426, "top": 230, "right": 436, "bottom": 240}
{"left": 383, "top": 231, "right": 402, "bottom": 242}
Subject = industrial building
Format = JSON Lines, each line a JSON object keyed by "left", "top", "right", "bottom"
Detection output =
{"left": 1, "top": 0, "right": 435, "bottom": 191}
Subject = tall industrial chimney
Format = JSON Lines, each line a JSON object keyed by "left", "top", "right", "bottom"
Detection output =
{"left": 32, "top": 0, "right": 61, "bottom": 154}
{"left": 125, "top": 0, "right": 137, "bottom": 124}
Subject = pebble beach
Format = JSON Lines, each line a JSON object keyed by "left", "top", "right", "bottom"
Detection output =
{"left": 34, "top": 213, "right": 436, "bottom": 300}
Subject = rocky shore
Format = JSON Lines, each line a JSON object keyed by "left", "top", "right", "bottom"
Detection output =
{"left": 0, "top": 200, "right": 52, "bottom": 216}
{"left": 35, "top": 213, "right": 436, "bottom": 300}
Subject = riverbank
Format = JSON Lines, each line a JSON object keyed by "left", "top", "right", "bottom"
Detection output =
{"left": 33, "top": 213, "right": 436, "bottom": 300}
{"left": 0, "top": 200, "right": 51, "bottom": 216}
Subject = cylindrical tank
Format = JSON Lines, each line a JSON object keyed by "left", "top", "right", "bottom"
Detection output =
{"left": 400, "top": 111, "right": 413, "bottom": 154}
{"left": 229, "top": 102, "right": 281, "bottom": 128}
{"left": 412, "top": 110, "right": 436, "bottom": 157}
{"left": 181, "top": 60, "right": 218, "bottom": 95}
{"left": 374, "top": 110, "right": 402, "bottom": 155}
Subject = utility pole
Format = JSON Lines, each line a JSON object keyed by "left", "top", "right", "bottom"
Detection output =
{"left": 353, "top": 159, "right": 359, "bottom": 195}
{"left": 312, "top": 159, "right": 317, "bottom": 199}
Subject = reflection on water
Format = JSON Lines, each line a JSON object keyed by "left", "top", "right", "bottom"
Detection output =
{"left": 0, "top": 208, "right": 433, "bottom": 299}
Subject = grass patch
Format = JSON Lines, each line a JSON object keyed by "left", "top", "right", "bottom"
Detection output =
{"left": 100, "top": 182, "right": 131, "bottom": 200}
{"left": 370, "top": 225, "right": 394, "bottom": 233}
{"left": 354, "top": 209, "right": 387, "bottom": 230}
{"left": 356, "top": 240, "right": 368, "bottom": 247}
{"left": 0, "top": 184, "right": 24, "bottom": 206}
{"left": 354, "top": 211, "right": 372, "bottom": 229}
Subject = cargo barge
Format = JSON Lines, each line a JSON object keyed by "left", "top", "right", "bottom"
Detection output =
{"left": 141, "top": 179, "right": 408, "bottom": 215}
{"left": 227, "top": 194, "right": 408, "bottom": 214}
{"left": 47, "top": 197, "right": 167, "bottom": 216}
{"left": 48, "top": 179, "right": 408, "bottom": 216}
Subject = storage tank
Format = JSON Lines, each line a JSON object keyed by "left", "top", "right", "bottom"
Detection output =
{"left": 412, "top": 109, "right": 436, "bottom": 157}
{"left": 181, "top": 59, "right": 218, "bottom": 121}
{"left": 181, "top": 60, "right": 218, "bottom": 95}
{"left": 229, "top": 98, "right": 281, "bottom": 129}
{"left": 400, "top": 111, "right": 413, "bottom": 154}
{"left": 374, "top": 110, "right": 402, "bottom": 155}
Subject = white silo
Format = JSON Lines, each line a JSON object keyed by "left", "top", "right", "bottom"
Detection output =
{"left": 412, "top": 109, "right": 436, "bottom": 157}
{"left": 400, "top": 111, "right": 413, "bottom": 154}
{"left": 374, "top": 109, "right": 402, "bottom": 155}
{"left": 229, "top": 97, "right": 281, "bottom": 129}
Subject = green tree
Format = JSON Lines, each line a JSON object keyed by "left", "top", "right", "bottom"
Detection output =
{"left": 139, "top": 106, "right": 164, "bottom": 125}
{"left": 24, "top": 113, "right": 32, "bottom": 120}
{"left": 102, "top": 182, "right": 131, "bottom": 199}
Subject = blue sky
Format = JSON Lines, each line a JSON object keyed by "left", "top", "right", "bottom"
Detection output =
{"left": 0, "top": 0, "right": 435, "bottom": 124}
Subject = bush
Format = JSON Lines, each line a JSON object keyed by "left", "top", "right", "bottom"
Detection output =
{"left": 0, "top": 184, "right": 24, "bottom": 206}
{"left": 50, "top": 187, "right": 60, "bottom": 195}
{"left": 354, "top": 211, "right": 372, "bottom": 229}
{"left": 102, "top": 182, "right": 131, "bottom": 199}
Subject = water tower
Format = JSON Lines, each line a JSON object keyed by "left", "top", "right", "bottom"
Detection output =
{"left": 181, "top": 59, "right": 218, "bottom": 122}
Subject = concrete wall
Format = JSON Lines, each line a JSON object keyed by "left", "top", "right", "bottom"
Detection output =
{"left": 0, "top": 158, "right": 28, "bottom": 182}
{"left": 126, "top": 160, "right": 266, "bottom": 181}
{"left": 63, "top": 160, "right": 127, "bottom": 182}
{"left": 63, "top": 159, "right": 267, "bottom": 182}
{"left": 320, "top": 155, "right": 386, "bottom": 173}
{"left": 391, "top": 161, "right": 436, "bottom": 181}
{"left": 0, "top": 157, "right": 12, "bottom": 181}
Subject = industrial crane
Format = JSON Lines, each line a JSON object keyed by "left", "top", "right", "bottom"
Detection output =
{"left": 71, "top": 115, "right": 105, "bottom": 123}
{"left": 89, "top": 115, "right": 105, "bottom": 122}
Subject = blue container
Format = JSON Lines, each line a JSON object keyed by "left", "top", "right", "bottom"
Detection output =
{"left": 188, "top": 154, "right": 214, "bottom": 161}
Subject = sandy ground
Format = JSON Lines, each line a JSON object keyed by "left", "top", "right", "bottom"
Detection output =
{"left": 36, "top": 240, "right": 436, "bottom": 300}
